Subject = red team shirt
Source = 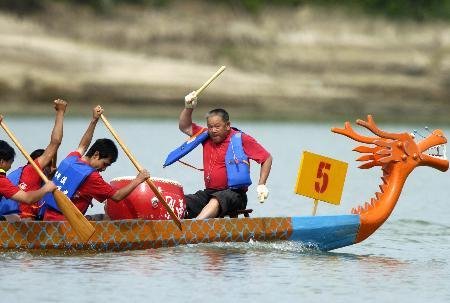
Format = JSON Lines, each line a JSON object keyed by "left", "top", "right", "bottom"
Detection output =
{"left": 191, "top": 123, "right": 270, "bottom": 190}
{"left": 44, "top": 152, "right": 117, "bottom": 221}
{"left": 0, "top": 173, "right": 20, "bottom": 199}
{"left": 17, "top": 159, "right": 44, "bottom": 218}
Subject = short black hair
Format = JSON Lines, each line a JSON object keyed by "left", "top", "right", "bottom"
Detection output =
{"left": 0, "top": 140, "right": 15, "bottom": 162}
{"left": 30, "top": 149, "right": 45, "bottom": 160}
{"left": 85, "top": 138, "right": 118, "bottom": 162}
{"left": 205, "top": 108, "right": 230, "bottom": 123}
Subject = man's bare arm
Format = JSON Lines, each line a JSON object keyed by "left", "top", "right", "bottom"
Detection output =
{"left": 110, "top": 170, "right": 150, "bottom": 201}
{"left": 179, "top": 108, "right": 194, "bottom": 136}
{"left": 76, "top": 105, "right": 103, "bottom": 155}
{"left": 37, "top": 99, "right": 67, "bottom": 168}
{"left": 258, "top": 155, "right": 273, "bottom": 185}
{"left": 179, "top": 92, "right": 198, "bottom": 136}
{"left": 11, "top": 182, "right": 57, "bottom": 204}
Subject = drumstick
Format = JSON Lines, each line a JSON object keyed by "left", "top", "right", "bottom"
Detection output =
{"left": 195, "top": 66, "right": 226, "bottom": 96}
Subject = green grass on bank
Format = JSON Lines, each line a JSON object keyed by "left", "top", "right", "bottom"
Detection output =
{"left": 1, "top": 0, "right": 450, "bottom": 21}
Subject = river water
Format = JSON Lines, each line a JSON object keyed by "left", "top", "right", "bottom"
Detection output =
{"left": 0, "top": 117, "right": 449, "bottom": 302}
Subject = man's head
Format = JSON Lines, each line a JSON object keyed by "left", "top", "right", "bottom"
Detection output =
{"left": 30, "top": 149, "right": 45, "bottom": 161}
{"left": 85, "top": 138, "right": 118, "bottom": 172}
{"left": 205, "top": 109, "right": 231, "bottom": 144}
{"left": 30, "top": 149, "right": 54, "bottom": 176}
{"left": 0, "top": 140, "right": 15, "bottom": 172}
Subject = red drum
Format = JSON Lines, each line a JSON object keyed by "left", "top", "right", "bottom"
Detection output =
{"left": 105, "top": 176, "right": 186, "bottom": 220}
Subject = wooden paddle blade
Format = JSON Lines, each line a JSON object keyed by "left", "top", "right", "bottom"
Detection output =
{"left": 53, "top": 190, "right": 95, "bottom": 241}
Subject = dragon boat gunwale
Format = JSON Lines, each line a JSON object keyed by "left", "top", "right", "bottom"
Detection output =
{"left": 0, "top": 215, "right": 361, "bottom": 252}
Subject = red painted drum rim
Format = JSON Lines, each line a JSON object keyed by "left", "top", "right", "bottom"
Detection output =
{"left": 109, "top": 176, "right": 183, "bottom": 187}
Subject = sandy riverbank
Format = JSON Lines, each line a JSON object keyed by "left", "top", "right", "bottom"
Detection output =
{"left": 0, "top": 1, "right": 449, "bottom": 123}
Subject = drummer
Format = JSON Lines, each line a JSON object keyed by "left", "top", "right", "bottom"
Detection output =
{"left": 165, "top": 92, "right": 273, "bottom": 219}
{"left": 0, "top": 99, "right": 67, "bottom": 221}
{"left": 41, "top": 105, "right": 150, "bottom": 221}
{"left": 0, "top": 139, "right": 57, "bottom": 221}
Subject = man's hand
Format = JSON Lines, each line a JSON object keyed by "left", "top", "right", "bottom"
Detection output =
{"left": 43, "top": 181, "right": 57, "bottom": 193}
{"left": 54, "top": 99, "right": 68, "bottom": 112}
{"left": 136, "top": 169, "right": 150, "bottom": 183}
{"left": 184, "top": 91, "right": 198, "bottom": 109}
{"left": 93, "top": 105, "right": 104, "bottom": 120}
{"left": 257, "top": 184, "right": 269, "bottom": 203}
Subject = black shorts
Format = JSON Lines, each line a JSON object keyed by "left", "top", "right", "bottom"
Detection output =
{"left": 185, "top": 188, "right": 248, "bottom": 219}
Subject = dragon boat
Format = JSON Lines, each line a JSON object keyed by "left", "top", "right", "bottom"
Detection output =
{"left": 0, "top": 116, "right": 447, "bottom": 252}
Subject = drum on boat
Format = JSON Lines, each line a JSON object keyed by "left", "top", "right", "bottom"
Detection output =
{"left": 105, "top": 176, "right": 186, "bottom": 220}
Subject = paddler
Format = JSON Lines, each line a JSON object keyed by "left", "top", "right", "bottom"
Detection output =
{"left": 42, "top": 105, "right": 150, "bottom": 221}
{"left": 0, "top": 99, "right": 67, "bottom": 220}
{"left": 164, "top": 92, "right": 273, "bottom": 219}
{"left": 0, "top": 137, "right": 56, "bottom": 221}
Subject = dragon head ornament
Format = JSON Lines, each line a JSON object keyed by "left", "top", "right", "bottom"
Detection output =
{"left": 332, "top": 115, "right": 448, "bottom": 242}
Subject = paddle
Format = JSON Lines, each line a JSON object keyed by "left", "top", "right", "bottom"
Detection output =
{"left": 100, "top": 114, "right": 183, "bottom": 230}
{"left": 194, "top": 66, "right": 226, "bottom": 97}
{"left": 0, "top": 118, "right": 95, "bottom": 242}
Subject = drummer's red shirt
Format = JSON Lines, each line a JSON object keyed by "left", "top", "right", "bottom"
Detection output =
{"left": 17, "top": 160, "right": 43, "bottom": 219}
{"left": 0, "top": 173, "right": 20, "bottom": 199}
{"left": 44, "top": 152, "right": 117, "bottom": 221}
{"left": 191, "top": 123, "right": 271, "bottom": 190}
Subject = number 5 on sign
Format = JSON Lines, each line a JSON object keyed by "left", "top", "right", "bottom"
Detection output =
{"left": 295, "top": 151, "right": 348, "bottom": 215}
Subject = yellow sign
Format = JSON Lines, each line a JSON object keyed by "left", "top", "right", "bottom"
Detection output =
{"left": 295, "top": 151, "right": 348, "bottom": 205}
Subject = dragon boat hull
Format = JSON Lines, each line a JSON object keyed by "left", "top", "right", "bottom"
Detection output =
{"left": 0, "top": 215, "right": 360, "bottom": 252}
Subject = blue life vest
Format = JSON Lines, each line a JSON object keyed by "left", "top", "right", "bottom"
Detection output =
{"left": 0, "top": 167, "right": 23, "bottom": 215}
{"left": 163, "top": 128, "right": 209, "bottom": 167}
{"left": 164, "top": 128, "right": 252, "bottom": 188}
{"left": 41, "top": 155, "right": 95, "bottom": 214}
{"left": 225, "top": 132, "right": 252, "bottom": 188}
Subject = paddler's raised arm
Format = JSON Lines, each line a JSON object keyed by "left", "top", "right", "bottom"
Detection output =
{"left": 179, "top": 91, "right": 197, "bottom": 136}
{"left": 76, "top": 105, "right": 103, "bottom": 155}
{"left": 37, "top": 99, "right": 67, "bottom": 168}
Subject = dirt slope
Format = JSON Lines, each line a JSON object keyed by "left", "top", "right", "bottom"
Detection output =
{"left": 0, "top": 1, "right": 449, "bottom": 122}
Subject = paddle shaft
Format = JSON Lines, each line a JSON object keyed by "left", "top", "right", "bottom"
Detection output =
{"left": 0, "top": 120, "right": 95, "bottom": 241}
{"left": 1, "top": 121, "right": 49, "bottom": 182}
{"left": 100, "top": 114, "right": 183, "bottom": 230}
{"left": 195, "top": 66, "right": 226, "bottom": 96}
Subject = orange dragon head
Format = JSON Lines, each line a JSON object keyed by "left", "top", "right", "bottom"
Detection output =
{"left": 332, "top": 115, "right": 448, "bottom": 242}
{"left": 332, "top": 115, "right": 448, "bottom": 173}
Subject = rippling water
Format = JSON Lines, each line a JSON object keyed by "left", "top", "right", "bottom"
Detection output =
{"left": 0, "top": 117, "right": 449, "bottom": 302}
